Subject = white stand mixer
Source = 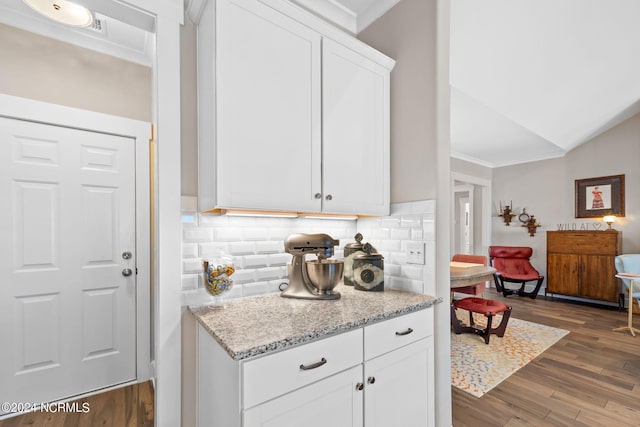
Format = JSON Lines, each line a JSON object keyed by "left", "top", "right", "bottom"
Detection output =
{"left": 281, "top": 233, "right": 343, "bottom": 300}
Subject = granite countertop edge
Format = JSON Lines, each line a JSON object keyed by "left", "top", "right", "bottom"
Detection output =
{"left": 191, "top": 293, "right": 442, "bottom": 361}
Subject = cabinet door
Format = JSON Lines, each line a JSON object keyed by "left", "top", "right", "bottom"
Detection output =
{"left": 216, "top": 0, "right": 322, "bottom": 211}
{"left": 322, "top": 38, "right": 390, "bottom": 215}
{"left": 243, "top": 366, "right": 363, "bottom": 427}
{"left": 364, "top": 339, "right": 433, "bottom": 427}
{"left": 580, "top": 255, "right": 618, "bottom": 302}
{"left": 547, "top": 253, "right": 580, "bottom": 296}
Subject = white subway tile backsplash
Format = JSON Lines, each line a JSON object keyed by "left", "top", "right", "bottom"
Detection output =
{"left": 182, "top": 274, "right": 199, "bottom": 291}
{"left": 379, "top": 240, "right": 401, "bottom": 252}
{"left": 180, "top": 200, "right": 436, "bottom": 305}
{"left": 381, "top": 217, "right": 400, "bottom": 228}
{"left": 422, "top": 267, "right": 436, "bottom": 296}
{"left": 231, "top": 269, "right": 255, "bottom": 284}
{"left": 183, "top": 258, "right": 203, "bottom": 274}
{"left": 268, "top": 280, "right": 285, "bottom": 294}
{"left": 243, "top": 254, "right": 268, "bottom": 268}
{"left": 215, "top": 227, "right": 244, "bottom": 241}
{"left": 255, "top": 267, "right": 284, "bottom": 281}
{"left": 244, "top": 227, "right": 270, "bottom": 241}
{"left": 227, "top": 216, "right": 258, "bottom": 227}
{"left": 401, "top": 265, "right": 424, "bottom": 281}
{"left": 199, "top": 242, "right": 230, "bottom": 258}
{"left": 269, "top": 227, "right": 294, "bottom": 240}
{"left": 225, "top": 285, "right": 243, "bottom": 299}
{"left": 182, "top": 243, "right": 198, "bottom": 259}
{"left": 423, "top": 219, "right": 435, "bottom": 241}
{"left": 385, "top": 262, "right": 401, "bottom": 275}
{"left": 424, "top": 241, "right": 436, "bottom": 264}
{"left": 243, "top": 282, "right": 269, "bottom": 297}
{"left": 269, "top": 253, "right": 291, "bottom": 266}
{"left": 390, "top": 228, "right": 411, "bottom": 241}
{"left": 229, "top": 241, "right": 256, "bottom": 255}
{"left": 199, "top": 213, "right": 228, "bottom": 226}
{"left": 411, "top": 229, "right": 423, "bottom": 240}
{"left": 401, "top": 215, "right": 422, "bottom": 229}
{"left": 184, "top": 227, "right": 214, "bottom": 242}
{"left": 369, "top": 228, "right": 390, "bottom": 239}
{"left": 256, "top": 240, "right": 284, "bottom": 254}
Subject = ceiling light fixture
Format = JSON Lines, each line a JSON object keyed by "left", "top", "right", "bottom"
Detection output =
{"left": 22, "top": 0, "right": 93, "bottom": 27}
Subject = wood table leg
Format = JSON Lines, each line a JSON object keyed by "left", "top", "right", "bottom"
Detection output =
{"left": 612, "top": 281, "right": 640, "bottom": 336}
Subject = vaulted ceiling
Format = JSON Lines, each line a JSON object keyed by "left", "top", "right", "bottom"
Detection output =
{"left": 450, "top": 0, "right": 640, "bottom": 167}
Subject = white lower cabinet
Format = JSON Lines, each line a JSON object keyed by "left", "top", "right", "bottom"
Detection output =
{"left": 197, "top": 308, "right": 434, "bottom": 426}
{"left": 243, "top": 366, "right": 363, "bottom": 427}
{"left": 364, "top": 340, "right": 432, "bottom": 427}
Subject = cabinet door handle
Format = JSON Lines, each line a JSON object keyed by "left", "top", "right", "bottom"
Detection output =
{"left": 314, "top": 193, "right": 322, "bottom": 199}
{"left": 356, "top": 383, "right": 364, "bottom": 391}
{"left": 367, "top": 376, "right": 376, "bottom": 385}
{"left": 395, "top": 328, "right": 414, "bottom": 336}
{"left": 299, "top": 357, "right": 327, "bottom": 371}
{"left": 325, "top": 194, "right": 333, "bottom": 201}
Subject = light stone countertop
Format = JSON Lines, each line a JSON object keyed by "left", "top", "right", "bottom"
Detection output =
{"left": 190, "top": 285, "right": 441, "bottom": 361}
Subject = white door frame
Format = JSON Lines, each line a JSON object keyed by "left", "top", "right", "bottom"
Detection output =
{"left": 0, "top": 93, "right": 152, "bottom": 383}
{"left": 451, "top": 172, "right": 492, "bottom": 257}
{"left": 453, "top": 184, "right": 473, "bottom": 254}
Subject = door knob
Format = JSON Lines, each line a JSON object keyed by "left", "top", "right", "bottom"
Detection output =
{"left": 122, "top": 268, "right": 133, "bottom": 277}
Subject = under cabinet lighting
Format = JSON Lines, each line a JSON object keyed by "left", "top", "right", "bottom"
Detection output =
{"left": 202, "top": 208, "right": 368, "bottom": 220}
{"left": 302, "top": 214, "right": 358, "bottom": 220}
{"left": 22, "top": 0, "right": 93, "bottom": 27}
{"left": 220, "top": 209, "right": 299, "bottom": 218}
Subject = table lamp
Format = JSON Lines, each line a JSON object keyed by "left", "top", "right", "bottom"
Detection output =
{"left": 603, "top": 215, "right": 616, "bottom": 231}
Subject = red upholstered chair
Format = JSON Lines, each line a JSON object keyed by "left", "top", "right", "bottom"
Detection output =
{"left": 451, "top": 254, "right": 488, "bottom": 296}
{"left": 489, "top": 246, "right": 544, "bottom": 299}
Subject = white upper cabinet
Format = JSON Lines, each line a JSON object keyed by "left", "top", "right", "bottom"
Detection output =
{"left": 197, "top": 0, "right": 394, "bottom": 215}
{"left": 322, "top": 39, "right": 390, "bottom": 215}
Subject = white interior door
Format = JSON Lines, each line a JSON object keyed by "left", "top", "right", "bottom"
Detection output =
{"left": 0, "top": 117, "right": 137, "bottom": 414}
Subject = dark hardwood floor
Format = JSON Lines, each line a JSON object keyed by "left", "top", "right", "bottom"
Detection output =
{"left": 453, "top": 289, "right": 640, "bottom": 426}
{"left": 0, "top": 381, "right": 153, "bottom": 427}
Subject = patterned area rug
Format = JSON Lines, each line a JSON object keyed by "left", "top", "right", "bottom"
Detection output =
{"left": 451, "top": 312, "right": 569, "bottom": 397}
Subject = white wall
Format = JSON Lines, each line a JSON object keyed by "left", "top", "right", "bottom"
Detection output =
{"left": 0, "top": 23, "right": 152, "bottom": 121}
{"left": 492, "top": 113, "right": 640, "bottom": 291}
{"left": 180, "top": 19, "right": 199, "bottom": 197}
{"left": 358, "top": 0, "right": 438, "bottom": 202}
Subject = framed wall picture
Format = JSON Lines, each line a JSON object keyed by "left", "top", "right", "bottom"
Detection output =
{"left": 575, "top": 174, "right": 625, "bottom": 218}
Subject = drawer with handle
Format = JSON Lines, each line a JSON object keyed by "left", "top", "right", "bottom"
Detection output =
{"left": 364, "top": 309, "right": 432, "bottom": 360}
{"left": 242, "top": 328, "right": 363, "bottom": 409}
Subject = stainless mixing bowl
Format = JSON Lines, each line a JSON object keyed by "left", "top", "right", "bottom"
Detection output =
{"left": 306, "top": 259, "right": 344, "bottom": 293}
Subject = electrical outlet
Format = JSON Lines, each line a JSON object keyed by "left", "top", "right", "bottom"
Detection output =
{"left": 406, "top": 241, "right": 425, "bottom": 265}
